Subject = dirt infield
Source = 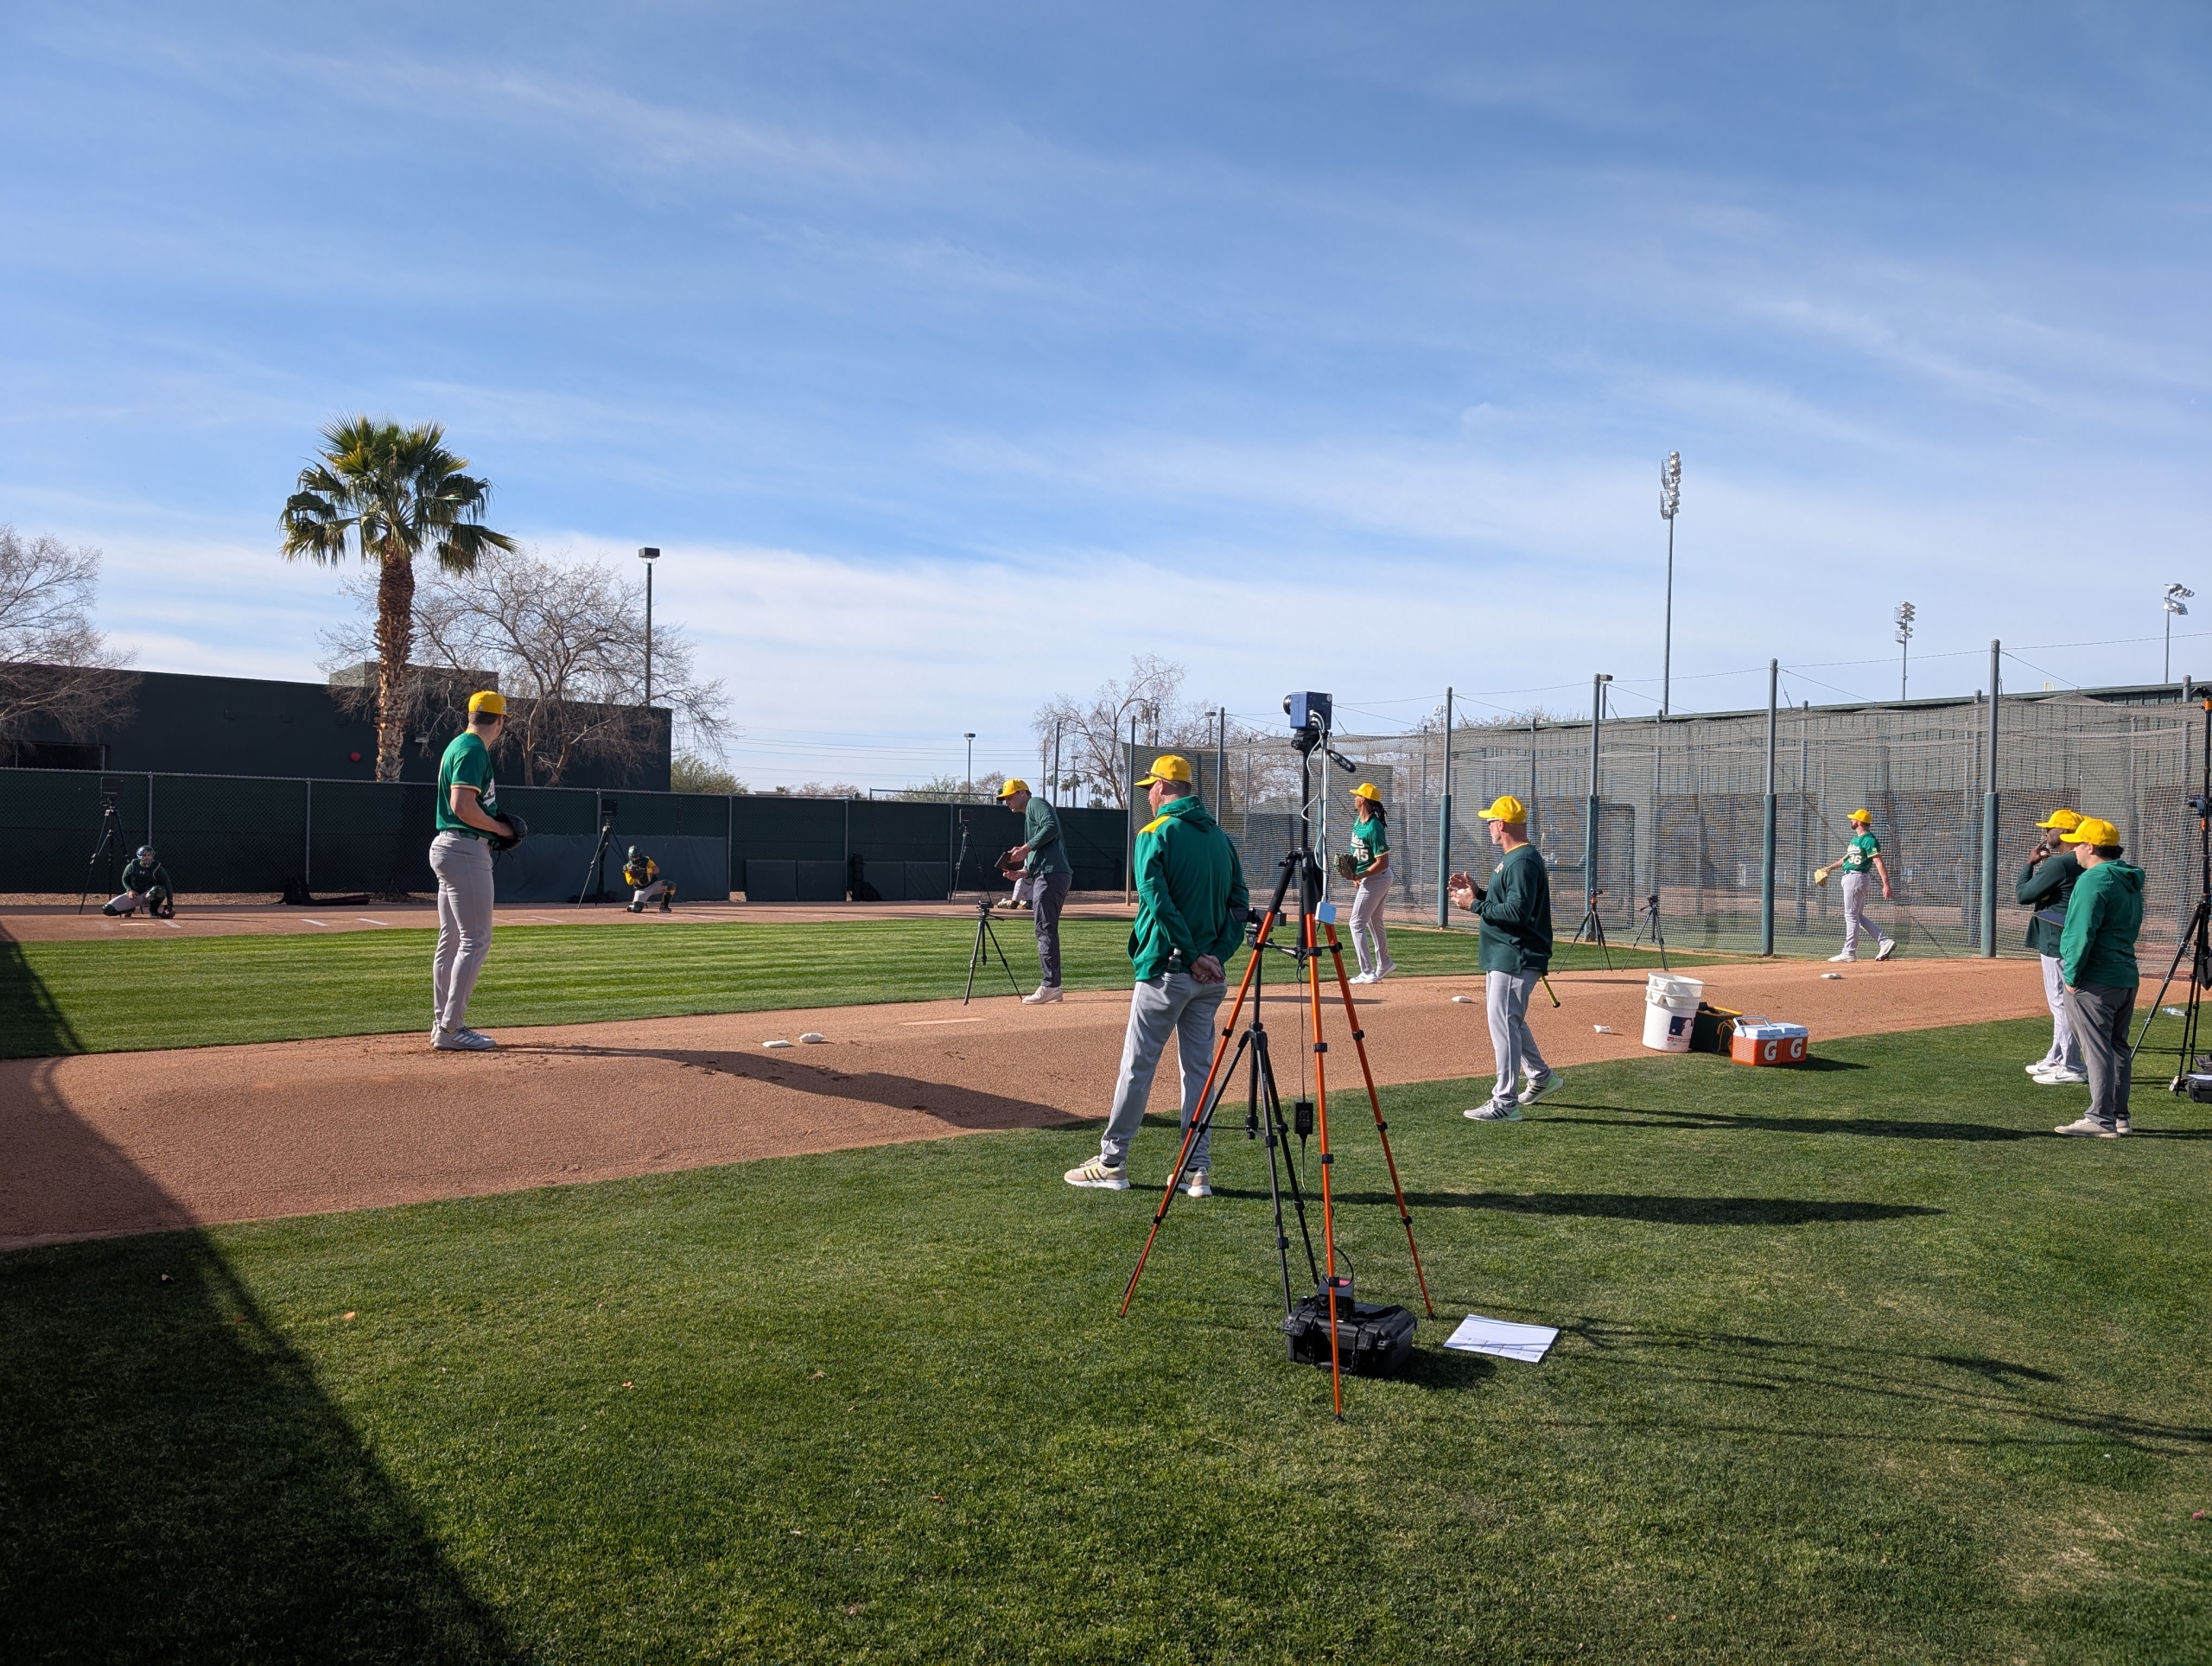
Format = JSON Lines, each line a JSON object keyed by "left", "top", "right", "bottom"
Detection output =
{"left": 0, "top": 956, "right": 2063, "bottom": 1251}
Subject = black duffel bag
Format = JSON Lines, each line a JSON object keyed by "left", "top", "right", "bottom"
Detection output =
{"left": 1281, "top": 1289, "right": 1417, "bottom": 1377}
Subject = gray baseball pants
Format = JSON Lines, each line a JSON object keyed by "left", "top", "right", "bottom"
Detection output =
{"left": 1840, "top": 872, "right": 1891, "bottom": 958}
{"left": 430, "top": 831, "right": 496, "bottom": 1033}
{"left": 1350, "top": 870, "right": 1392, "bottom": 976}
{"left": 2038, "top": 953, "right": 2082, "bottom": 1071}
{"left": 1486, "top": 969, "right": 1550, "bottom": 1106}
{"left": 1031, "top": 870, "right": 1073, "bottom": 987}
{"left": 1100, "top": 970, "right": 1226, "bottom": 1173}
{"left": 2062, "top": 981, "right": 2134, "bottom": 1131}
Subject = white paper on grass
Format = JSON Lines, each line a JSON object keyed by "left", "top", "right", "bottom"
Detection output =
{"left": 1444, "top": 1313, "right": 1560, "bottom": 1364}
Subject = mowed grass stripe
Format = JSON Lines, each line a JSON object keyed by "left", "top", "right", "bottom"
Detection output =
{"left": 3, "top": 1019, "right": 2206, "bottom": 1662}
{"left": 0, "top": 918, "right": 1722, "bottom": 1058}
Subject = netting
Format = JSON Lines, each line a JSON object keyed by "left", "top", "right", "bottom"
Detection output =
{"left": 1193, "top": 692, "right": 2202, "bottom": 961}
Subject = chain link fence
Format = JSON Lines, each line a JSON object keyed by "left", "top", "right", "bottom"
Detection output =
{"left": 1178, "top": 690, "right": 2202, "bottom": 962}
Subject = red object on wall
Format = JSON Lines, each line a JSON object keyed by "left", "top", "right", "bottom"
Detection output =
{"left": 349, "top": 751, "right": 362, "bottom": 762}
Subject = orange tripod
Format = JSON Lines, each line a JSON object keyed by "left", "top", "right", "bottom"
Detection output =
{"left": 1119, "top": 843, "right": 1434, "bottom": 1421}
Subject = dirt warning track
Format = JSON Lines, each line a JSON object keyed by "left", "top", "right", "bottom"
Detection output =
{"left": 3, "top": 957, "right": 2054, "bottom": 1250}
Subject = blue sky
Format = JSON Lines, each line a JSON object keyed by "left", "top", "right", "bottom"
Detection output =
{"left": 3, "top": 3, "right": 2207, "bottom": 787}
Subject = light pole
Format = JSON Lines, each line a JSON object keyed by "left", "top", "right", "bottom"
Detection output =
{"left": 1658, "top": 452, "right": 1681, "bottom": 718}
{"left": 638, "top": 547, "right": 660, "bottom": 707}
{"left": 963, "top": 733, "right": 976, "bottom": 798}
{"left": 1894, "top": 601, "right": 1916, "bottom": 702}
{"left": 2166, "top": 584, "right": 2194, "bottom": 683}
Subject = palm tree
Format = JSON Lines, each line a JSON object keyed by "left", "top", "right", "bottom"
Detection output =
{"left": 280, "top": 417, "right": 515, "bottom": 780}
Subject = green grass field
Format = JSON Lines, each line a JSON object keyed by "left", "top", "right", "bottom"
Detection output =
{"left": 6, "top": 1018, "right": 2208, "bottom": 1663}
{"left": 0, "top": 916, "right": 1725, "bottom": 1058}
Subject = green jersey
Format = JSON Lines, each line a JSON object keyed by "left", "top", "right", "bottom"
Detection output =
{"left": 1840, "top": 832, "right": 1879, "bottom": 874}
{"left": 435, "top": 730, "right": 499, "bottom": 836}
{"left": 1128, "top": 794, "right": 1248, "bottom": 982}
{"left": 1349, "top": 815, "right": 1388, "bottom": 875}
{"left": 1022, "top": 797, "right": 1073, "bottom": 876}
{"left": 1475, "top": 843, "right": 1553, "bottom": 975}
{"left": 2060, "top": 859, "right": 2144, "bottom": 990}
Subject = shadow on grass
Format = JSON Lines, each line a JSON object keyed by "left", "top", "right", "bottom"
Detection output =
{"left": 0, "top": 936, "right": 80, "bottom": 1059}
{"left": 513, "top": 1041, "right": 1079, "bottom": 1132}
{"left": 1325, "top": 1190, "right": 1941, "bottom": 1226}
{"left": 1550, "top": 1102, "right": 2212, "bottom": 1141}
{"left": 0, "top": 1230, "right": 517, "bottom": 1661}
{"left": 1558, "top": 1317, "right": 2212, "bottom": 1453}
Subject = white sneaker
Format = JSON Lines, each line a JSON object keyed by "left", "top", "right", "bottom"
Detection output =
{"left": 1827, "top": 952, "right": 1856, "bottom": 963}
{"left": 1464, "top": 1102, "right": 1523, "bottom": 1122}
{"left": 1349, "top": 971, "right": 1377, "bottom": 985}
{"left": 2053, "top": 1116, "right": 2118, "bottom": 1139}
{"left": 2116, "top": 1113, "right": 2132, "bottom": 1135}
{"left": 1064, "top": 1157, "right": 1128, "bottom": 1189}
{"left": 1184, "top": 1171, "right": 1211, "bottom": 1199}
{"left": 432, "top": 1027, "right": 496, "bottom": 1052}
{"left": 2025, "top": 1059, "right": 2060, "bottom": 1074}
{"left": 1518, "top": 1070, "right": 1566, "bottom": 1107}
{"left": 1379, "top": 959, "right": 1399, "bottom": 976}
{"left": 1022, "top": 985, "right": 1065, "bottom": 1004}
{"left": 2031, "top": 1067, "right": 2088, "bottom": 1085}
{"left": 1875, "top": 939, "right": 1897, "bottom": 961}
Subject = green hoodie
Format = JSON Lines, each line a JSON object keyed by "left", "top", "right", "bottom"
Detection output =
{"left": 1128, "top": 793, "right": 1249, "bottom": 982}
{"left": 2059, "top": 858, "right": 2144, "bottom": 990}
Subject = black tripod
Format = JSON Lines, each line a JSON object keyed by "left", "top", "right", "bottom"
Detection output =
{"left": 962, "top": 897, "right": 1023, "bottom": 1003}
{"left": 1120, "top": 716, "right": 1433, "bottom": 1420}
{"left": 2131, "top": 692, "right": 2212, "bottom": 1090}
{"left": 1629, "top": 889, "right": 1669, "bottom": 970}
{"left": 77, "top": 792, "right": 124, "bottom": 915}
{"left": 1573, "top": 885, "right": 1613, "bottom": 968}
{"left": 575, "top": 803, "right": 620, "bottom": 905}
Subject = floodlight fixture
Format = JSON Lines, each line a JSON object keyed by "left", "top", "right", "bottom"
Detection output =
{"left": 1657, "top": 452, "right": 1682, "bottom": 718}
{"left": 1894, "top": 601, "right": 1916, "bottom": 702}
{"left": 2166, "top": 584, "right": 2196, "bottom": 683}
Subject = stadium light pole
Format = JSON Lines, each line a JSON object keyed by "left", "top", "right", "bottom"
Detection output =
{"left": 1585, "top": 673, "right": 1611, "bottom": 926}
{"left": 1658, "top": 453, "right": 1681, "bottom": 719}
{"left": 1894, "top": 601, "right": 1916, "bottom": 702}
{"left": 638, "top": 547, "right": 660, "bottom": 708}
{"left": 2166, "top": 585, "right": 2194, "bottom": 684}
{"left": 963, "top": 733, "right": 976, "bottom": 799}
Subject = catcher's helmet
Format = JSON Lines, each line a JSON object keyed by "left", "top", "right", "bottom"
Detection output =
{"left": 135, "top": 845, "right": 156, "bottom": 864}
{"left": 626, "top": 845, "right": 639, "bottom": 861}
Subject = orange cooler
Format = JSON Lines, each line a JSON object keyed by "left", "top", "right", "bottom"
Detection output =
{"left": 1731, "top": 1021, "right": 1808, "bottom": 1066}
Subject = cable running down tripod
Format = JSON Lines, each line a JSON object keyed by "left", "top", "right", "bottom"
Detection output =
{"left": 1118, "top": 697, "right": 1434, "bottom": 1421}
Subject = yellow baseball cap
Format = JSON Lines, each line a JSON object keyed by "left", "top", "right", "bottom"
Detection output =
{"left": 1477, "top": 793, "right": 1526, "bottom": 824}
{"left": 2062, "top": 817, "right": 2120, "bottom": 846}
{"left": 996, "top": 778, "right": 1028, "bottom": 799}
{"left": 1847, "top": 808, "right": 1872, "bottom": 823}
{"left": 468, "top": 690, "right": 506, "bottom": 715}
{"left": 2035, "top": 808, "right": 2082, "bottom": 830}
{"left": 1135, "top": 754, "right": 1192, "bottom": 786}
{"left": 1351, "top": 782, "right": 1382, "bottom": 802}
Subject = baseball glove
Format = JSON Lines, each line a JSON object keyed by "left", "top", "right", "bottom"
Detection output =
{"left": 1812, "top": 865, "right": 1829, "bottom": 887}
{"left": 1334, "top": 853, "right": 1360, "bottom": 880}
{"left": 490, "top": 811, "right": 529, "bottom": 854}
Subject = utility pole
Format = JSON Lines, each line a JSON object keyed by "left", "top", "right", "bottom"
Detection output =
{"left": 1585, "top": 674, "right": 1611, "bottom": 926}
{"left": 963, "top": 733, "right": 976, "bottom": 798}
{"left": 1436, "top": 686, "right": 1454, "bottom": 928}
{"left": 1761, "top": 659, "right": 1777, "bottom": 955}
{"left": 1659, "top": 452, "right": 1681, "bottom": 718}
{"left": 638, "top": 547, "right": 660, "bottom": 707}
{"left": 1980, "top": 640, "right": 2001, "bottom": 957}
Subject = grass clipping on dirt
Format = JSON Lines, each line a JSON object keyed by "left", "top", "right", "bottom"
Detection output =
{"left": 3, "top": 1017, "right": 2208, "bottom": 1663}
{"left": 0, "top": 915, "right": 1719, "bottom": 1057}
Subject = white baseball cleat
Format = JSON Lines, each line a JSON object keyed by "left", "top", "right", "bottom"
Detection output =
{"left": 1022, "top": 985, "right": 1065, "bottom": 1004}
{"left": 1827, "top": 952, "right": 1856, "bottom": 963}
{"left": 1875, "top": 939, "right": 1897, "bottom": 961}
{"left": 432, "top": 1027, "right": 496, "bottom": 1052}
{"left": 2031, "top": 1067, "right": 2088, "bottom": 1085}
{"left": 1184, "top": 1171, "right": 1211, "bottom": 1198}
{"left": 1064, "top": 1157, "right": 1128, "bottom": 1189}
{"left": 2052, "top": 1116, "right": 2118, "bottom": 1139}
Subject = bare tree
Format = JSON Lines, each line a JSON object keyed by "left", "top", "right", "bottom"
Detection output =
{"left": 773, "top": 781, "right": 866, "bottom": 798}
{"left": 893, "top": 770, "right": 1005, "bottom": 802}
{"left": 1032, "top": 655, "right": 1225, "bottom": 810}
{"left": 0, "top": 526, "right": 138, "bottom": 755}
{"left": 321, "top": 547, "right": 731, "bottom": 786}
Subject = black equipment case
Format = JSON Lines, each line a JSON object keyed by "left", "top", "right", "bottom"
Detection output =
{"left": 1281, "top": 1292, "right": 1417, "bottom": 1377}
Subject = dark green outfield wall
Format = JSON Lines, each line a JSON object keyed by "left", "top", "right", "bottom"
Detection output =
{"left": 0, "top": 768, "right": 1135, "bottom": 903}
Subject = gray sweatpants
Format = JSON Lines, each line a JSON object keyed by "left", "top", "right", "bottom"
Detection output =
{"left": 2038, "top": 953, "right": 2082, "bottom": 1071}
{"left": 1840, "top": 872, "right": 1891, "bottom": 957}
{"left": 2062, "top": 981, "right": 2134, "bottom": 1130}
{"left": 430, "top": 831, "right": 496, "bottom": 1033}
{"left": 1350, "top": 870, "right": 1392, "bottom": 976}
{"left": 1031, "top": 870, "right": 1073, "bottom": 986}
{"left": 1486, "top": 969, "right": 1550, "bottom": 1106}
{"left": 1100, "top": 971, "right": 1226, "bottom": 1173}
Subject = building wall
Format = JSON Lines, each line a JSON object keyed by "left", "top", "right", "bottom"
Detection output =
{"left": 9, "top": 668, "right": 672, "bottom": 791}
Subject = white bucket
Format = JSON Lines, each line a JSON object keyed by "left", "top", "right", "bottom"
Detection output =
{"left": 1642, "top": 973, "right": 1705, "bottom": 1053}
